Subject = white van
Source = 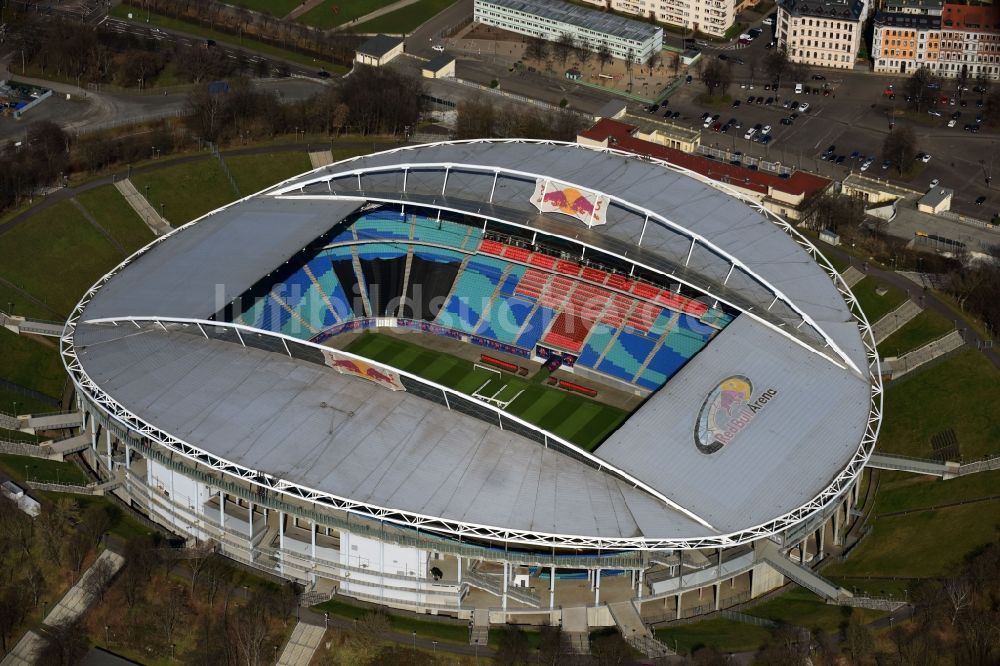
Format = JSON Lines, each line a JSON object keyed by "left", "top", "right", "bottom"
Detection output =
{"left": 794, "top": 82, "right": 803, "bottom": 94}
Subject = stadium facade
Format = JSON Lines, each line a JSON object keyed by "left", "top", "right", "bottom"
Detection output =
{"left": 62, "top": 141, "right": 880, "bottom": 635}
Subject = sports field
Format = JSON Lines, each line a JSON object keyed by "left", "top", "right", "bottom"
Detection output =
{"left": 355, "top": 0, "right": 457, "bottom": 33}
{"left": 298, "top": 0, "right": 401, "bottom": 29}
{"left": 343, "top": 332, "right": 629, "bottom": 451}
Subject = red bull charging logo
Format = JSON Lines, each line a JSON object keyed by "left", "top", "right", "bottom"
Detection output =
{"left": 322, "top": 351, "right": 405, "bottom": 391}
{"left": 531, "top": 179, "right": 607, "bottom": 226}
{"left": 694, "top": 376, "right": 778, "bottom": 454}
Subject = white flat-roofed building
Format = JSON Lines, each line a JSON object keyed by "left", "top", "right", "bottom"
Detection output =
{"left": 474, "top": 0, "right": 663, "bottom": 62}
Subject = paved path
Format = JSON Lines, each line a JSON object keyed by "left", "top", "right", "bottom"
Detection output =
{"left": 283, "top": 0, "right": 325, "bottom": 20}
{"left": 334, "top": 0, "right": 422, "bottom": 31}
{"left": 872, "top": 299, "right": 922, "bottom": 343}
{"left": 867, "top": 453, "right": 949, "bottom": 477}
{"left": 821, "top": 240, "right": 1000, "bottom": 370}
{"left": 840, "top": 265, "right": 865, "bottom": 288}
{"left": 114, "top": 179, "right": 171, "bottom": 235}
{"left": 882, "top": 329, "right": 965, "bottom": 379}
{"left": 308, "top": 150, "right": 334, "bottom": 168}
{"left": 757, "top": 540, "right": 848, "bottom": 601}
{"left": 276, "top": 620, "right": 326, "bottom": 666}
{"left": 1, "top": 549, "right": 125, "bottom": 666}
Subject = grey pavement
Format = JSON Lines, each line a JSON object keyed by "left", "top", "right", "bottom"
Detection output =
{"left": 276, "top": 621, "right": 326, "bottom": 666}
{"left": 115, "top": 179, "right": 172, "bottom": 234}
{"left": 882, "top": 329, "right": 965, "bottom": 379}
{"left": 1, "top": 549, "right": 125, "bottom": 666}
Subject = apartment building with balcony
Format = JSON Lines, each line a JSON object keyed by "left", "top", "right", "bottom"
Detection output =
{"left": 776, "top": 0, "right": 870, "bottom": 69}
{"left": 573, "top": 0, "right": 737, "bottom": 39}
{"left": 874, "top": 2, "right": 1000, "bottom": 79}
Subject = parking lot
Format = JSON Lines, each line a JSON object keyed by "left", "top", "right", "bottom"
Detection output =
{"left": 634, "top": 49, "right": 1000, "bottom": 220}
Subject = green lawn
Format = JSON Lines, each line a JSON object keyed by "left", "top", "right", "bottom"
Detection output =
{"left": 225, "top": 0, "right": 303, "bottom": 16}
{"left": 822, "top": 500, "right": 1000, "bottom": 579}
{"left": 298, "top": 0, "right": 402, "bottom": 29}
{"left": 111, "top": 5, "right": 346, "bottom": 73}
{"left": 313, "top": 597, "right": 468, "bottom": 643}
{"left": 0, "top": 453, "right": 90, "bottom": 485}
{"left": 343, "top": 332, "right": 630, "bottom": 450}
{"left": 0, "top": 329, "right": 65, "bottom": 400}
{"left": 0, "top": 200, "right": 122, "bottom": 316}
{"left": 0, "top": 281, "right": 64, "bottom": 321}
{"left": 0, "top": 391, "right": 56, "bottom": 417}
{"left": 225, "top": 151, "right": 313, "bottom": 196}
{"left": 744, "top": 587, "right": 883, "bottom": 633}
{"left": 355, "top": 0, "right": 457, "bottom": 33}
{"left": 874, "top": 469, "right": 1000, "bottom": 515}
{"left": 851, "top": 276, "right": 907, "bottom": 324}
{"left": 654, "top": 618, "right": 773, "bottom": 654}
{"left": 75, "top": 185, "right": 156, "bottom": 255}
{"left": 876, "top": 350, "right": 1000, "bottom": 460}
{"left": 131, "top": 159, "right": 236, "bottom": 225}
{"left": 877, "top": 309, "right": 954, "bottom": 358}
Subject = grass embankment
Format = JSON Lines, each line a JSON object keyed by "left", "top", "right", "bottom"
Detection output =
{"left": 0, "top": 200, "right": 123, "bottom": 316}
{"left": 343, "top": 332, "right": 629, "bottom": 450}
{"left": 876, "top": 350, "right": 1000, "bottom": 460}
{"left": 851, "top": 276, "right": 907, "bottom": 323}
{"left": 299, "top": 0, "right": 402, "bottom": 29}
{"left": 877, "top": 309, "right": 954, "bottom": 358}
{"left": 75, "top": 185, "right": 156, "bottom": 255}
{"left": 356, "top": 0, "right": 457, "bottom": 33}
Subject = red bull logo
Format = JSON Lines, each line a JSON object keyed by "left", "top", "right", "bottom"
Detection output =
{"left": 532, "top": 179, "right": 607, "bottom": 226}
{"left": 322, "top": 351, "right": 405, "bottom": 391}
{"left": 695, "top": 376, "right": 777, "bottom": 454}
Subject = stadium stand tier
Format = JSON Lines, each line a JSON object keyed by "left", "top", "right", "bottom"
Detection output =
{"left": 223, "top": 206, "right": 737, "bottom": 392}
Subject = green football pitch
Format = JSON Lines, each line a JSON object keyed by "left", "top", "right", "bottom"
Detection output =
{"left": 343, "top": 332, "right": 630, "bottom": 451}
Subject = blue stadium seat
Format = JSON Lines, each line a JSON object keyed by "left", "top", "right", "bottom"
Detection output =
{"left": 577, "top": 323, "right": 615, "bottom": 367}
{"left": 353, "top": 211, "right": 411, "bottom": 240}
{"left": 515, "top": 306, "right": 555, "bottom": 349}
{"left": 498, "top": 265, "right": 526, "bottom": 296}
{"left": 436, "top": 266, "right": 501, "bottom": 332}
{"left": 598, "top": 331, "right": 655, "bottom": 383}
{"left": 410, "top": 215, "right": 473, "bottom": 249}
{"left": 306, "top": 257, "right": 353, "bottom": 322}
{"left": 476, "top": 296, "right": 533, "bottom": 343}
{"left": 355, "top": 243, "right": 407, "bottom": 261}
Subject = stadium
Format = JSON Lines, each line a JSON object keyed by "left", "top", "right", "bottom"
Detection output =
{"left": 61, "top": 140, "right": 880, "bottom": 646}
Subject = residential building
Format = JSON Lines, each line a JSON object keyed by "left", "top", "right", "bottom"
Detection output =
{"left": 873, "top": 2, "right": 1000, "bottom": 78}
{"left": 574, "top": 0, "right": 739, "bottom": 38}
{"left": 776, "top": 0, "right": 870, "bottom": 69}
{"left": 474, "top": 0, "right": 663, "bottom": 62}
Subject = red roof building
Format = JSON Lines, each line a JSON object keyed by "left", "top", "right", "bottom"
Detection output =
{"left": 578, "top": 118, "right": 831, "bottom": 219}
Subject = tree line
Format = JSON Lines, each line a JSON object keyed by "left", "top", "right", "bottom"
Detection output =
{"left": 454, "top": 96, "right": 585, "bottom": 142}
{"left": 123, "top": 0, "right": 360, "bottom": 68}
{"left": 7, "top": 15, "right": 269, "bottom": 89}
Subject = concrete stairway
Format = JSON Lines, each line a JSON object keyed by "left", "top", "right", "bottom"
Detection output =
{"left": 873, "top": 299, "right": 922, "bottom": 343}
{"left": 867, "top": 453, "right": 949, "bottom": 477}
{"left": 841, "top": 265, "right": 865, "bottom": 288}
{"left": 757, "top": 540, "right": 850, "bottom": 601}
{"left": 469, "top": 608, "right": 489, "bottom": 646}
{"left": 114, "top": 178, "right": 171, "bottom": 235}
{"left": 609, "top": 601, "right": 675, "bottom": 659}
{"left": 464, "top": 569, "right": 541, "bottom": 607}
{"left": 562, "top": 606, "right": 590, "bottom": 654}
{"left": 882, "top": 330, "right": 964, "bottom": 379}
{"left": 308, "top": 150, "right": 334, "bottom": 168}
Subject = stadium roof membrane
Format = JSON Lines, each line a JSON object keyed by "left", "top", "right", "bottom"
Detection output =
{"left": 68, "top": 141, "right": 877, "bottom": 550}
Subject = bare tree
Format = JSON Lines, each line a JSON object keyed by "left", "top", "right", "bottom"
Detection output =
{"left": 153, "top": 585, "right": 187, "bottom": 645}
{"left": 597, "top": 43, "right": 613, "bottom": 73}
{"left": 525, "top": 36, "right": 549, "bottom": 64}
{"left": 84, "top": 556, "right": 117, "bottom": 602}
{"left": 554, "top": 33, "right": 575, "bottom": 69}
{"left": 882, "top": 125, "right": 918, "bottom": 175}
{"left": 201, "top": 555, "right": 233, "bottom": 608}
{"left": 185, "top": 543, "right": 216, "bottom": 593}
{"left": 63, "top": 530, "right": 90, "bottom": 574}
{"left": 37, "top": 620, "right": 88, "bottom": 666}
{"left": 24, "top": 566, "right": 45, "bottom": 608}
{"left": 944, "top": 576, "right": 972, "bottom": 625}
{"left": 575, "top": 44, "right": 592, "bottom": 68}
{"left": 646, "top": 50, "right": 660, "bottom": 74}
{"left": 229, "top": 601, "right": 270, "bottom": 666}
{"left": 351, "top": 611, "right": 391, "bottom": 664}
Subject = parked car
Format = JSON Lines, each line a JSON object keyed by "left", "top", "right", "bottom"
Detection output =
{"left": 762, "top": 124, "right": 772, "bottom": 134}
{"left": 732, "top": 99, "right": 741, "bottom": 107}
{"left": 712, "top": 121, "right": 723, "bottom": 131}
{"left": 811, "top": 74, "right": 826, "bottom": 80}
{"left": 763, "top": 16, "right": 774, "bottom": 25}
{"left": 881, "top": 159, "right": 891, "bottom": 170}
{"left": 780, "top": 117, "right": 793, "bottom": 125}
{"left": 686, "top": 75, "right": 693, "bottom": 83}
{"left": 921, "top": 153, "right": 932, "bottom": 162}
{"left": 835, "top": 155, "right": 846, "bottom": 164}
{"left": 648, "top": 103, "right": 660, "bottom": 113}
{"left": 948, "top": 119, "right": 957, "bottom": 127}
{"left": 744, "top": 127, "right": 757, "bottom": 139}
{"left": 432, "top": 44, "right": 445, "bottom": 52}
{"left": 795, "top": 82, "right": 803, "bottom": 93}
{"left": 765, "top": 96, "right": 774, "bottom": 105}
{"left": 671, "top": 110, "right": 681, "bottom": 118}
{"left": 798, "top": 102, "right": 810, "bottom": 112}
{"left": 929, "top": 178, "right": 940, "bottom": 188}
{"left": 928, "top": 109, "right": 942, "bottom": 117}
{"left": 861, "top": 158, "right": 873, "bottom": 171}
{"left": 976, "top": 195, "right": 987, "bottom": 205}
